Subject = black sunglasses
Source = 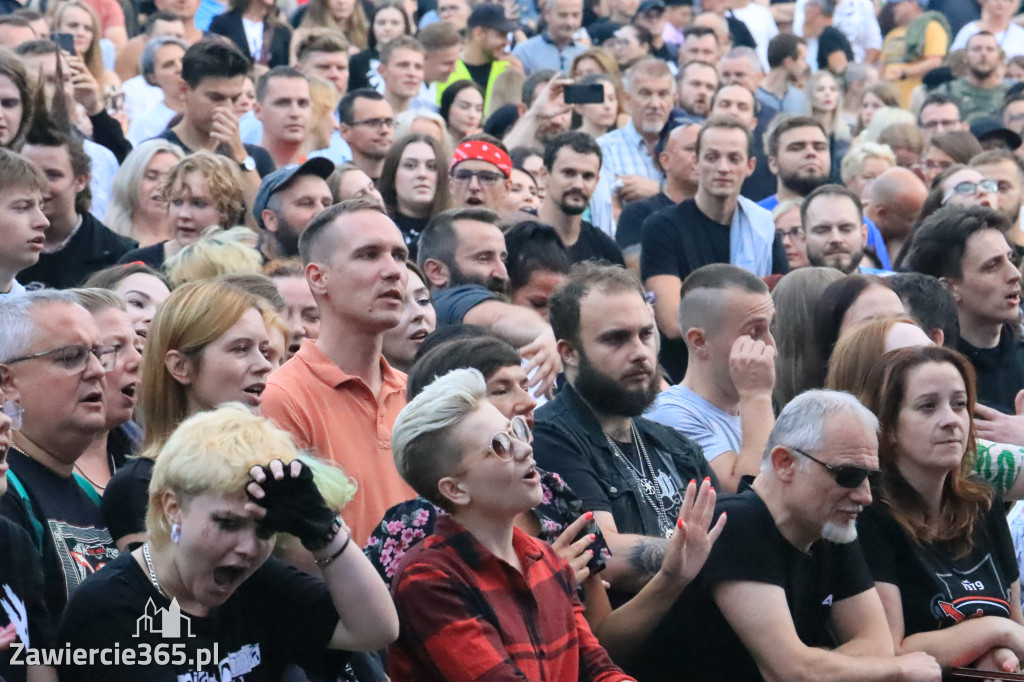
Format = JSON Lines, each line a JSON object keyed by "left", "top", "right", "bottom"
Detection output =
{"left": 792, "top": 448, "right": 880, "bottom": 489}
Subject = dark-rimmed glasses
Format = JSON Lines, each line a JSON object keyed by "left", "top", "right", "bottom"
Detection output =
{"left": 5, "top": 345, "right": 117, "bottom": 373}
{"left": 792, "top": 447, "right": 880, "bottom": 489}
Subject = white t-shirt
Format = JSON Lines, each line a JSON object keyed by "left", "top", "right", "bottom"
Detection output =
{"left": 730, "top": 2, "right": 779, "bottom": 72}
{"left": 953, "top": 21, "right": 1024, "bottom": 59}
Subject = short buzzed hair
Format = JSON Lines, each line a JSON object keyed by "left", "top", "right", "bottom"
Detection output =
{"left": 297, "top": 198, "right": 387, "bottom": 265}
{"left": 392, "top": 367, "right": 489, "bottom": 511}
{"left": 295, "top": 28, "right": 350, "bottom": 61}
{"left": 697, "top": 115, "right": 754, "bottom": 158}
{"left": 678, "top": 263, "right": 768, "bottom": 338}
{"left": 255, "top": 65, "right": 307, "bottom": 103}
{"left": 417, "top": 207, "right": 499, "bottom": 272}
{"left": 623, "top": 57, "right": 674, "bottom": 92}
{"left": 801, "top": 183, "right": 863, "bottom": 226}
{"left": 766, "top": 114, "right": 826, "bottom": 159}
{"left": 418, "top": 21, "right": 460, "bottom": 50}
{"left": 763, "top": 389, "right": 878, "bottom": 469}
{"left": 379, "top": 34, "right": 424, "bottom": 65}
{"left": 548, "top": 261, "right": 644, "bottom": 348}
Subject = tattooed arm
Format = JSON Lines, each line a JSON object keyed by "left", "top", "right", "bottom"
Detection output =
{"left": 591, "top": 511, "right": 668, "bottom": 593}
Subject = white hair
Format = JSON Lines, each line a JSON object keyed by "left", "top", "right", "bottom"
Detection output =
{"left": 104, "top": 139, "right": 185, "bottom": 239}
{"left": 0, "top": 290, "right": 81, "bottom": 363}
{"left": 761, "top": 389, "right": 878, "bottom": 472}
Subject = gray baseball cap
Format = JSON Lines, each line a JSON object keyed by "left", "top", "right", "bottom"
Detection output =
{"left": 252, "top": 157, "right": 335, "bottom": 228}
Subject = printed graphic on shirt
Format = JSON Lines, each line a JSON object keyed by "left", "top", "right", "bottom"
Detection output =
{"left": 48, "top": 520, "right": 118, "bottom": 595}
{"left": 1, "top": 584, "right": 29, "bottom": 648}
{"left": 929, "top": 554, "right": 1011, "bottom": 626}
{"left": 175, "top": 644, "right": 261, "bottom": 682}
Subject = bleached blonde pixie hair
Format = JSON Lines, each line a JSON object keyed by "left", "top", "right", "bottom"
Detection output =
{"left": 392, "top": 368, "right": 487, "bottom": 511}
{"left": 146, "top": 403, "right": 300, "bottom": 547}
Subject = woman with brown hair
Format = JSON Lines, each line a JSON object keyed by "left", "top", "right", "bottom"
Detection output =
{"left": 208, "top": 0, "right": 293, "bottom": 72}
{"left": 296, "top": 0, "right": 370, "bottom": 51}
{"left": 377, "top": 133, "right": 451, "bottom": 257}
{"left": 919, "top": 131, "right": 984, "bottom": 188}
{"left": 857, "top": 346, "right": 1024, "bottom": 674}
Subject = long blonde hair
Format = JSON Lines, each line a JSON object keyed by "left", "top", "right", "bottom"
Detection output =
{"left": 52, "top": 1, "right": 104, "bottom": 81}
{"left": 301, "top": 0, "right": 369, "bottom": 49}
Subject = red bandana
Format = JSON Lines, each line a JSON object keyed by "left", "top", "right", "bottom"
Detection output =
{"left": 451, "top": 140, "right": 513, "bottom": 178}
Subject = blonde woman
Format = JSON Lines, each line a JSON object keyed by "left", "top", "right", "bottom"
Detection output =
{"left": 163, "top": 226, "right": 264, "bottom": 287}
{"left": 53, "top": 0, "right": 125, "bottom": 123}
{"left": 104, "top": 139, "right": 185, "bottom": 246}
{"left": 296, "top": 0, "right": 369, "bottom": 51}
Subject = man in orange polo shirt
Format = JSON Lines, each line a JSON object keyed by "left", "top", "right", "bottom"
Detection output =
{"left": 262, "top": 198, "right": 416, "bottom": 544}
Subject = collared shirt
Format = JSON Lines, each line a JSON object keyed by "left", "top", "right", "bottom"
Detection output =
{"left": 261, "top": 339, "right": 415, "bottom": 544}
{"left": 589, "top": 120, "right": 663, "bottom": 237}
{"left": 511, "top": 33, "right": 585, "bottom": 74}
{"left": 388, "top": 515, "right": 634, "bottom": 682}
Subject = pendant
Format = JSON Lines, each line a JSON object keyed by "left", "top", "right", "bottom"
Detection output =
{"left": 663, "top": 526, "right": 674, "bottom": 539}
{"left": 639, "top": 479, "right": 657, "bottom": 497}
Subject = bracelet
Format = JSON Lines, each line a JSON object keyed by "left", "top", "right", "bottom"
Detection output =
{"left": 314, "top": 534, "right": 351, "bottom": 569}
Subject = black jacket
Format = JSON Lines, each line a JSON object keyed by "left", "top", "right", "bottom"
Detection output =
{"left": 18, "top": 212, "right": 137, "bottom": 289}
{"left": 208, "top": 11, "right": 292, "bottom": 67}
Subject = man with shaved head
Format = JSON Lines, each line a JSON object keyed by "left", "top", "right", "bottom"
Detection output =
{"left": 864, "top": 167, "right": 928, "bottom": 265}
{"left": 647, "top": 264, "right": 777, "bottom": 492}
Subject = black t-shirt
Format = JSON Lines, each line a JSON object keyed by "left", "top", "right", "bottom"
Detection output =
{"left": 817, "top": 26, "right": 854, "bottom": 70}
{"left": 0, "top": 448, "right": 119, "bottom": 618}
{"left": 155, "top": 130, "right": 275, "bottom": 178}
{"left": 567, "top": 221, "right": 625, "bottom": 266}
{"left": 0, "top": 517, "right": 52, "bottom": 682}
{"left": 57, "top": 553, "right": 342, "bottom": 681}
{"left": 464, "top": 61, "right": 493, "bottom": 91}
{"left": 101, "top": 457, "right": 154, "bottom": 546}
{"left": 956, "top": 326, "right": 1024, "bottom": 415}
{"left": 615, "top": 191, "right": 673, "bottom": 250}
{"left": 347, "top": 48, "right": 379, "bottom": 92}
{"left": 17, "top": 212, "right": 138, "bottom": 289}
{"left": 640, "top": 199, "right": 788, "bottom": 284}
{"left": 117, "top": 241, "right": 167, "bottom": 269}
{"left": 391, "top": 211, "right": 430, "bottom": 260}
{"left": 857, "top": 494, "right": 1019, "bottom": 637}
{"left": 627, "top": 489, "right": 875, "bottom": 681}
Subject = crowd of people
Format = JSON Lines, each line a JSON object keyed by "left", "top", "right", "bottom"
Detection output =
{"left": 6, "top": 0, "right": 1024, "bottom": 678}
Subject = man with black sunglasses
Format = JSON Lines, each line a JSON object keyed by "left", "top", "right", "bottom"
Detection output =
{"left": 625, "top": 389, "right": 942, "bottom": 682}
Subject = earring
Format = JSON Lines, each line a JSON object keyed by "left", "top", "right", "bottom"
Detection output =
{"left": 2, "top": 400, "right": 23, "bottom": 431}
{"left": 170, "top": 523, "right": 181, "bottom": 543}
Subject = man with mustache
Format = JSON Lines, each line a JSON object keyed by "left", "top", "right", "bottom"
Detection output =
{"left": 533, "top": 262, "right": 716, "bottom": 595}
{"left": 418, "top": 207, "right": 562, "bottom": 396}
{"left": 647, "top": 264, "right": 777, "bottom": 493}
{"left": 537, "top": 132, "right": 624, "bottom": 266}
{"left": 802, "top": 184, "right": 870, "bottom": 274}
{"left": 757, "top": 114, "right": 831, "bottom": 212}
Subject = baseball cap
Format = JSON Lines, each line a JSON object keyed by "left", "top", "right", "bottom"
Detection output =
{"left": 252, "top": 157, "right": 335, "bottom": 228}
{"left": 970, "top": 117, "right": 1022, "bottom": 151}
{"left": 467, "top": 4, "right": 516, "bottom": 33}
{"left": 637, "top": 0, "right": 666, "bottom": 15}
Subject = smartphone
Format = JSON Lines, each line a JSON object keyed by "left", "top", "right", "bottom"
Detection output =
{"left": 573, "top": 515, "right": 609, "bottom": 575}
{"left": 52, "top": 32, "right": 76, "bottom": 55}
{"left": 563, "top": 83, "right": 605, "bottom": 105}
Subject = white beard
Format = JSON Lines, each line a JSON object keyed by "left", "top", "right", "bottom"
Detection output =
{"left": 821, "top": 519, "right": 858, "bottom": 544}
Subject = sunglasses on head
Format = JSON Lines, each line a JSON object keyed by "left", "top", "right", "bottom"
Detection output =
{"left": 792, "top": 447, "right": 880, "bottom": 489}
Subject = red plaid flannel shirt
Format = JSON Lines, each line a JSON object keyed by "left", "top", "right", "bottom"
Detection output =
{"left": 387, "top": 515, "right": 635, "bottom": 681}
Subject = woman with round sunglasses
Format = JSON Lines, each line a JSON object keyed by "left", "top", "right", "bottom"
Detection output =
{"left": 856, "top": 346, "right": 1024, "bottom": 674}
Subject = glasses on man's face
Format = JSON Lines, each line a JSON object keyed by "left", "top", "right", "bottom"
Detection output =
{"left": 486, "top": 415, "right": 533, "bottom": 461}
{"left": 451, "top": 168, "right": 504, "bottom": 186}
{"left": 943, "top": 179, "right": 999, "bottom": 205}
{"left": 776, "top": 226, "right": 805, "bottom": 242}
{"left": 350, "top": 117, "right": 394, "bottom": 130}
{"left": 6, "top": 344, "right": 118, "bottom": 373}
{"left": 792, "top": 447, "right": 880, "bottom": 489}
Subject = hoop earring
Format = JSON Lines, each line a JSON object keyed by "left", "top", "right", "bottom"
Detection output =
{"left": 170, "top": 523, "right": 181, "bottom": 544}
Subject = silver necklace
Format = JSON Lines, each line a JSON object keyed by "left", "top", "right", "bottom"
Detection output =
{"left": 606, "top": 421, "right": 674, "bottom": 538}
{"left": 142, "top": 542, "right": 167, "bottom": 597}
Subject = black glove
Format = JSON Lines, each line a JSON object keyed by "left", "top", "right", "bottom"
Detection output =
{"left": 247, "top": 459, "right": 339, "bottom": 551}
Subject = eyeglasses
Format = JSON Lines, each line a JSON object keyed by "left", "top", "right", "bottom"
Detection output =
{"left": 942, "top": 179, "right": 999, "bottom": 205}
{"left": 349, "top": 117, "right": 394, "bottom": 130}
{"left": 486, "top": 415, "right": 532, "bottom": 461}
{"left": 776, "top": 226, "right": 805, "bottom": 241}
{"left": 5, "top": 344, "right": 118, "bottom": 373}
{"left": 451, "top": 168, "right": 505, "bottom": 186}
{"left": 791, "top": 447, "right": 880, "bottom": 489}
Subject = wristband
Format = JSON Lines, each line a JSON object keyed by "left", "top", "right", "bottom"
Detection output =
{"left": 314, "top": 535, "right": 351, "bottom": 569}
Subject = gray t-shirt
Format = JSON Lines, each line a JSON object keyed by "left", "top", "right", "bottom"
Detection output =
{"left": 646, "top": 385, "right": 741, "bottom": 462}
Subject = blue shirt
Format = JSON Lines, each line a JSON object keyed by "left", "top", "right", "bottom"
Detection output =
{"left": 511, "top": 34, "right": 585, "bottom": 74}
{"left": 646, "top": 385, "right": 741, "bottom": 462}
{"left": 590, "top": 120, "right": 662, "bottom": 237}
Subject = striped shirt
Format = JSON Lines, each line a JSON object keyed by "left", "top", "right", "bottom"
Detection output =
{"left": 388, "top": 516, "right": 635, "bottom": 682}
{"left": 590, "top": 120, "right": 663, "bottom": 237}
{"left": 646, "top": 385, "right": 742, "bottom": 462}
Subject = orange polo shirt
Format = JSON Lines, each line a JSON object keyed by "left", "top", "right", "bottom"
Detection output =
{"left": 262, "top": 340, "right": 415, "bottom": 545}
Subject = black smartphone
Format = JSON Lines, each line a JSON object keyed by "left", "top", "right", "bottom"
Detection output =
{"left": 52, "top": 32, "right": 76, "bottom": 55}
{"left": 563, "top": 83, "right": 605, "bottom": 105}
{"left": 573, "top": 515, "right": 609, "bottom": 575}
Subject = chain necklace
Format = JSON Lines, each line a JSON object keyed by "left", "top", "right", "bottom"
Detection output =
{"left": 605, "top": 421, "right": 674, "bottom": 538}
{"left": 142, "top": 542, "right": 168, "bottom": 598}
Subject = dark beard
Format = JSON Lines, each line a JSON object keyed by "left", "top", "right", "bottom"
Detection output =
{"left": 970, "top": 65, "right": 995, "bottom": 81}
{"left": 574, "top": 349, "right": 660, "bottom": 417}
{"left": 780, "top": 172, "right": 830, "bottom": 197}
{"left": 556, "top": 190, "right": 589, "bottom": 216}
{"left": 271, "top": 218, "right": 301, "bottom": 257}
{"left": 449, "top": 261, "right": 511, "bottom": 296}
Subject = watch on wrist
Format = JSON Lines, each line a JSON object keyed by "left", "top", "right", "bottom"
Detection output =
{"left": 239, "top": 155, "right": 256, "bottom": 172}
